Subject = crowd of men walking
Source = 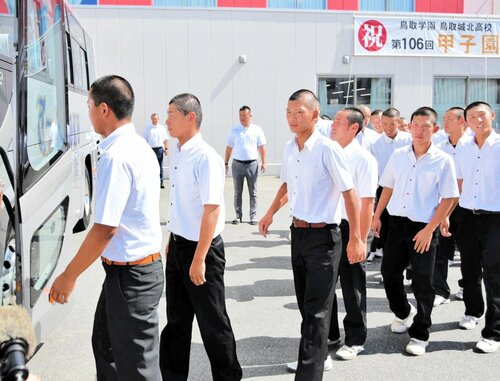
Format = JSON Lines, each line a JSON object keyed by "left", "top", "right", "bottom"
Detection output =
{"left": 48, "top": 75, "right": 499, "bottom": 381}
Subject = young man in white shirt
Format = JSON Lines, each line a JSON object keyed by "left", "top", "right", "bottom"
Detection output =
{"left": 328, "top": 108, "right": 378, "bottom": 360}
{"left": 224, "top": 106, "right": 267, "bottom": 225}
{"left": 453, "top": 101, "right": 500, "bottom": 353}
{"left": 143, "top": 112, "right": 169, "bottom": 188}
{"left": 372, "top": 106, "right": 459, "bottom": 356}
{"left": 50, "top": 75, "right": 164, "bottom": 380}
{"left": 356, "top": 104, "right": 380, "bottom": 150}
{"left": 259, "top": 89, "right": 364, "bottom": 381}
{"left": 433, "top": 107, "right": 467, "bottom": 307}
{"left": 368, "top": 108, "right": 412, "bottom": 261}
{"left": 160, "top": 93, "right": 242, "bottom": 380}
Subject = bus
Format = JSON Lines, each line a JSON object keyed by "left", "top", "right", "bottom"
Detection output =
{"left": 0, "top": 0, "right": 97, "bottom": 343}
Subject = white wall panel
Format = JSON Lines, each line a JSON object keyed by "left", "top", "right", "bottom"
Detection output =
{"left": 73, "top": 7, "right": 500, "bottom": 173}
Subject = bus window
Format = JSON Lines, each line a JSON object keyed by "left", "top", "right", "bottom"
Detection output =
{"left": 25, "top": 0, "right": 67, "bottom": 182}
{"left": 29, "top": 197, "right": 68, "bottom": 307}
{"left": 71, "top": 38, "right": 84, "bottom": 91}
{"left": 0, "top": 1, "right": 15, "bottom": 58}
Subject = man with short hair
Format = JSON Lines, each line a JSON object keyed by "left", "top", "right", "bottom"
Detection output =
{"left": 370, "top": 109, "right": 384, "bottom": 134}
{"left": 50, "top": 75, "right": 164, "bottom": 380}
{"left": 355, "top": 104, "right": 379, "bottom": 150}
{"left": 368, "top": 108, "right": 412, "bottom": 261}
{"left": 225, "top": 106, "right": 267, "bottom": 225}
{"left": 433, "top": 107, "right": 467, "bottom": 307}
{"left": 372, "top": 106, "right": 459, "bottom": 356}
{"left": 143, "top": 112, "right": 169, "bottom": 188}
{"left": 259, "top": 89, "right": 364, "bottom": 380}
{"left": 160, "top": 93, "right": 242, "bottom": 380}
{"left": 453, "top": 101, "right": 500, "bottom": 352}
{"left": 328, "top": 107, "right": 378, "bottom": 360}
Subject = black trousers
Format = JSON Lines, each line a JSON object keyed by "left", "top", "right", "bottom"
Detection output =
{"left": 329, "top": 220, "right": 367, "bottom": 346}
{"left": 381, "top": 215, "right": 438, "bottom": 341}
{"left": 160, "top": 234, "right": 242, "bottom": 381}
{"left": 434, "top": 205, "right": 464, "bottom": 298}
{"left": 92, "top": 260, "right": 164, "bottom": 381}
{"left": 152, "top": 147, "right": 164, "bottom": 182}
{"left": 457, "top": 211, "right": 500, "bottom": 341}
{"left": 291, "top": 224, "right": 341, "bottom": 381}
{"left": 370, "top": 186, "right": 389, "bottom": 252}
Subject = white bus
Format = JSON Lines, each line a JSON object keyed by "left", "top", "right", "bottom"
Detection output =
{"left": 0, "top": 0, "right": 97, "bottom": 343}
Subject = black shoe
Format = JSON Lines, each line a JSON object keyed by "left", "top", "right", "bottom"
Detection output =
{"left": 160, "top": 184, "right": 165, "bottom": 189}
{"left": 232, "top": 218, "right": 241, "bottom": 225}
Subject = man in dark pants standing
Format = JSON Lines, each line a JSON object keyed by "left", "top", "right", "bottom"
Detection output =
{"left": 372, "top": 106, "right": 459, "bottom": 356}
{"left": 224, "top": 106, "right": 267, "bottom": 225}
{"left": 433, "top": 107, "right": 467, "bottom": 307}
{"left": 50, "top": 75, "right": 164, "bottom": 380}
{"left": 143, "top": 112, "right": 169, "bottom": 188}
{"left": 259, "top": 90, "right": 364, "bottom": 380}
{"left": 328, "top": 108, "right": 378, "bottom": 360}
{"left": 160, "top": 93, "right": 242, "bottom": 381}
{"left": 453, "top": 101, "right": 500, "bottom": 352}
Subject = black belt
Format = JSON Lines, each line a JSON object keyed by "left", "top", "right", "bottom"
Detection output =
{"left": 234, "top": 159, "right": 256, "bottom": 164}
{"left": 465, "top": 208, "right": 500, "bottom": 216}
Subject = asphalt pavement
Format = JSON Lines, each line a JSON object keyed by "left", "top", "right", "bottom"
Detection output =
{"left": 29, "top": 176, "right": 499, "bottom": 380}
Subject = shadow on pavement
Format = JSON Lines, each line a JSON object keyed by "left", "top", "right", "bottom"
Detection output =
{"left": 226, "top": 256, "right": 292, "bottom": 271}
{"left": 226, "top": 279, "right": 295, "bottom": 302}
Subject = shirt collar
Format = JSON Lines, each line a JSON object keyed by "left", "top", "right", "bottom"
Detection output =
{"left": 344, "top": 138, "right": 361, "bottom": 154}
{"left": 178, "top": 132, "right": 203, "bottom": 151}
{"left": 295, "top": 128, "right": 322, "bottom": 152}
{"left": 406, "top": 142, "right": 440, "bottom": 158}
{"left": 98, "top": 123, "right": 135, "bottom": 153}
{"left": 484, "top": 130, "right": 498, "bottom": 146}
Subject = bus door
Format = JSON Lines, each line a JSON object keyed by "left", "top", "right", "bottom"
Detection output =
{"left": 17, "top": 0, "right": 74, "bottom": 341}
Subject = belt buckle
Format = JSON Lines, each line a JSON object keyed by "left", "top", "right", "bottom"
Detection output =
{"left": 472, "top": 209, "right": 480, "bottom": 215}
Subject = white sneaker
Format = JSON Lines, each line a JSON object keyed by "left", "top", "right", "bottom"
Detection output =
{"left": 475, "top": 337, "right": 500, "bottom": 353}
{"left": 405, "top": 338, "right": 428, "bottom": 356}
{"left": 459, "top": 315, "right": 481, "bottom": 330}
{"left": 335, "top": 345, "right": 364, "bottom": 360}
{"left": 286, "top": 355, "right": 333, "bottom": 373}
{"left": 433, "top": 295, "right": 451, "bottom": 307}
{"left": 366, "top": 251, "right": 376, "bottom": 263}
{"left": 455, "top": 287, "right": 464, "bottom": 300}
{"left": 391, "top": 304, "right": 417, "bottom": 333}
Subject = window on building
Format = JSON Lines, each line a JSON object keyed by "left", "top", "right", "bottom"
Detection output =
{"left": 359, "top": 0, "right": 414, "bottom": 12}
{"left": 318, "top": 76, "right": 392, "bottom": 117}
{"left": 153, "top": 0, "right": 216, "bottom": 7}
{"left": 434, "top": 77, "right": 500, "bottom": 131}
{"left": 268, "top": 0, "right": 326, "bottom": 9}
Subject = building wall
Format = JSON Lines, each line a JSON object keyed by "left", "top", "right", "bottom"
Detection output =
{"left": 74, "top": 7, "right": 500, "bottom": 173}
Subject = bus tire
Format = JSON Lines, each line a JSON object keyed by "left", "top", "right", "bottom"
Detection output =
{"left": 73, "top": 167, "right": 91, "bottom": 233}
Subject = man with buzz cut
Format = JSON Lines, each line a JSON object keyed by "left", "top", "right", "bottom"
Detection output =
{"left": 50, "top": 75, "right": 164, "bottom": 380}
{"left": 259, "top": 89, "right": 364, "bottom": 380}
{"left": 367, "top": 108, "right": 412, "bottom": 262}
{"left": 372, "top": 106, "right": 459, "bottom": 356}
{"left": 225, "top": 105, "right": 267, "bottom": 225}
{"left": 453, "top": 101, "right": 500, "bottom": 353}
{"left": 328, "top": 107, "right": 378, "bottom": 360}
{"left": 160, "top": 93, "right": 242, "bottom": 381}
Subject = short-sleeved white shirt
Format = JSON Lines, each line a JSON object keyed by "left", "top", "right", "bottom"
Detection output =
{"left": 379, "top": 144, "right": 459, "bottom": 223}
{"left": 95, "top": 123, "right": 162, "bottom": 261}
{"left": 280, "top": 129, "right": 354, "bottom": 224}
{"left": 315, "top": 118, "right": 332, "bottom": 138}
{"left": 436, "top": 134, "right": 468, "bottom": 168}
{"left": 356, "top": 127, "right": 380, "bottom": 151}
{"left": 168, "top": 133, "right": 225, "bottom": 241}
{"left": 455, "top": 131, "right": 500, "bottom": 212}
{"left": 143, "top": 123, "right": 169, "bottom": 148}
{"left": 370, "top": 131, "right": 412, "bottom": 180}
{"left": 227, "top": 123, "right": 266, "bottom": 161}
{"left": 340, "top": 140, "right": 378, "bottom": 220}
